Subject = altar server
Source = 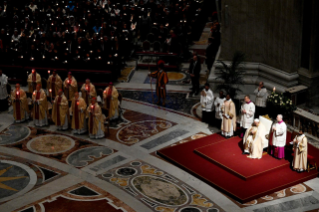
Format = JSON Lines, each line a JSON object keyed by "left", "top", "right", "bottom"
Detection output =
{"left": 52, "top": 89, "right": 69, "bottom": 130}
{"left": 11, "top": 84, "right": 29, "bottom": 123}
{"left": 27, "top": 69, "right": 41, "bottom": 93}
{"left": 292, "top": 130, "right": 307, "bottom": 172}
{"left": 0, "top": 70, "right": 8, "bottom": 111}
{"left": 240, "top": 95, "right": 255, "bottom": 137}
{"left": 103, "top": 82, "right": 119, "bottom": 120}
{"left": 221, "top": 94, "right": 236, "bottom": 138}
{"left": 214, "top": 91, "right": 225, "bottom": 128}
{"left": 243, "top": 126, "right": 263, "bottom": 159}
{"left": 63, "top": 72, "right": 78, "bottom": 101}
{"left": 243, "top": 119, "right": 267, "bottom": 157}
{"left": 81, "top": 79, "right": 97, "bottom": 105}
{"left": 148, "top": 63, "right": 169, "bottom": 106}
{"left": 32, "top": 84, "right": 48, "bottom": 127}
{"left": 87, "top": 97, "right": 105, "bottom": 139}
{"left": 47, "top": 70, "right": 63, "bottom": 99}
{"left": 271, "top": 114, "right": 287, "bottom": 159}
{"left": 254, "top": 81, "right": 268, "bottom": 118}
{"left": 200, "top": 83, "right": 214, "bottom": 125}
{"left": 70, "top": 92, "right": 87, "bottom": 134}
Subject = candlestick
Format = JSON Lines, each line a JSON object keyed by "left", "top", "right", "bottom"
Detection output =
{"left": 49, "top": 89, "right": 52, "bottom": 102}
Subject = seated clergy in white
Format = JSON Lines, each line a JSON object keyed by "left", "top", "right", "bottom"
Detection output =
{"left": 243, "top": 127, "right": 263, "bottom": 159}
{"left": 243, "top": 118, "right": 267, "bottom": 154}
{"left": 52, "top": 89, "right": 69, "bottom": 130}
{"left": 200, "top": 83, "right": 214, "bottom": 125}
{"left": 292, "top": 130, "right": 308, "bottom": 172}
{"left": 32, "top": 84, "right": 48, "bottom": 127}
{"left": 240, "top": 95, "right": 255, "bottom": 137}
{"left": 271, "top": 114, "right": 287, "bottom": 159}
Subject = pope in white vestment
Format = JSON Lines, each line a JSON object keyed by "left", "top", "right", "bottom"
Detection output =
{"left": 271, "top": 114, "right": 287, "bottom": 159}
{"left": 243, "top": 119, "right": 267, "bottom": 158}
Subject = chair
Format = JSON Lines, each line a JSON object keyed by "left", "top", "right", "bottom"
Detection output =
{"left": 147, "top": 33, "right": 155, "bottom": 43}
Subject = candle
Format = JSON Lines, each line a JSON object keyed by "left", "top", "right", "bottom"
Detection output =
{"left": 32, "top": 69, "right": 35, "bottom": 74}
{"left": 85, "top": 86, "right": 88, "bottom": 91}
{"left": 21, "top": 55, "right": 23, "bottom": 58}
{"left": 43, "top": 55, "right": 45, "bottom": 59}
{"left": 90, "top": 50, "right": 93, "bottom": 53}
{"left": 273, "top": 87, "right": 276, "bottom": 92}
{"left": 55, "top": 56, "right": 58, "bottom": 59}
{"left": 48, "top": 70, "right": 50, "bottom": 74}
{"left": 67, "top": 80, "right": 70, "bottom": 84}
{"left": 49, "top": 89, "right": 52, "bottom": 93}
{"left": 91, "top": 105, "right": 94, "bottom": 109}
{"left": 31, "top": 57, "right": 34, "bottom": 61}
{"left": 16, "top": 91, "right": 20, "bottom": 95}
{"left": 77, "top": 101, "right": 79, "bottom": 106}
{"left": 33, "top": 91, "right": 36, "bottom": 96}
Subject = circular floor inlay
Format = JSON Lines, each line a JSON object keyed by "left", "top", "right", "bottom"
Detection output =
{"left": 27, "top": 135, "right": 75, "bottom": 155}
{"left": 0, "top": 160, "right": 37, "bottom": 203}
{"left": 102, "top": 173, "right": 113, "bottom": 178}
{"left": 131, "top": 161, "right": 141, "bottom": 166}
{"left": 116, "top": 167, "right": 137, "bottom": 176}
{"left": 180, "top": 208, "right": 202, "bottom": 212}
{"left": 166, "top": 72, "right": 187, "bottom": 81}
{"left": 0, "top": 125, "right": 31, "bottom": 145}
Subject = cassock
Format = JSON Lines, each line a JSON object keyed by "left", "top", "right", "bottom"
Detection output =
{"left": 32, "top": 89, "right": 48, "bottom": 127}
{"left": 70, "top": 97, "right": 87, "bottom": 134}
{"left": 47, "top": 74, "right": 63, "bottom": 98}
{"left": 27, "top": 73, "right": 41, "bottom": 93}
{"left": 87, "top": 103, "right": 105, "bottom": 139}
{"left": 52, "top": 94, "right": 69, "bottom": 130}
{"left": 221, "top": 99, "right": 236, "bottom": 137}
{"left": 254, "top": 87, "right": 268, "bottom": 117}
{"left": 11, "top": 88, "right": 29, "bottom": 123}
{"left": 292, "top": 134, "right": 307, "bottom": 171}
{"left": 149, "top": 70, "right": 168, "bottom": 99}
{"left": 103, "top": 86, "right": 119, "bottom": 120}
{"left": 243, "top": 127, "right": 264, "bottom": 159}
{"left": 63, "top": 77, "right": 78, "bottom": 101}
{"left": 240, "top": 101, "right": 255, "bottom": 129}
{"left": 271, "top": 121, "right": 287, "bottom": 159}
{"left": 200, "top": 89, "right": 214, "bottom": 125}
{"left": 81, "top": 83, "right": 97, "bottom": 105}
{"left": 0, "top": 74, "right": 8, "bottom": 111}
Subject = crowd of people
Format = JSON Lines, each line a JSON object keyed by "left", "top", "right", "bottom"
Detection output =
{"left": 199, "top": 82, "right": 308, "bottom": 173}
{"left": 0, "top": 0, "right": 205, "bottom": 74}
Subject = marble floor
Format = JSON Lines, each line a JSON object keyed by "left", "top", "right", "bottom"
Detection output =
{"left": 1, "top": 24, "right": 319, "bottom": 212}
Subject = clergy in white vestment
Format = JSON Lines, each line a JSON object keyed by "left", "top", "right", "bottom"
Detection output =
{"left": 254, "top": 82, "right": 268, "bottom": 118}
{"left": 214, "top": 91, "right": 226, "bottom": 128}
{"left": 200, "top": 83, "right": 214, "bottom": 125}
{"left": 243, "top": 119, "right": 267, "bottom": 157}
{"left": 292, "top": 130, "right": 307, "bottom": 172}
{"left": 243, "top": 126, "right": 263, "bottom": 159}
{"left": 240, "top": 95, "right": 255, "bottom": 137}
{"left": 0, "top": 70, "right": 8, "bottom": 111}
{"left": 271, "top": 114, "right": 287, "bottom": 159}
{"left": 221, "top": 94, "right": 237, "bottom": 138}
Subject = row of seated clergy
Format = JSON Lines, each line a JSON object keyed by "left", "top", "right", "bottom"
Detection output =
{"left": 11, "top": 82, "right": 119, "bottom": 139}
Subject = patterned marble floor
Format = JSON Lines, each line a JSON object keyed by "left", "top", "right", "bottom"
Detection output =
{"left": 1, "top": 98, "right": 319, "bottom": 212}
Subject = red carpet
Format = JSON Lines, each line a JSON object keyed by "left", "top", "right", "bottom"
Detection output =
{"left": 157, "top": 133, "right": 319, "bottom": 203}
{"left": 194, "top": 138, "right": 290, "bottom": 180}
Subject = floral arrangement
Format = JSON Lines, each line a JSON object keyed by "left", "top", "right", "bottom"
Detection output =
{"left": 267, "top": 91, "right": 296, "bottom": 112}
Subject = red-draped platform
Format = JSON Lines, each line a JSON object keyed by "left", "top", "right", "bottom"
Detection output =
{"left": 157, "top": 133, "right": 319, "bottom": 203}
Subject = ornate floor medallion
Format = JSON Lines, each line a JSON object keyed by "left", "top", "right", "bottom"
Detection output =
{"left": 27, "top": 135, "right": 75, "bottom": 155}
{"left": 0, "top": 125, "right": 31, "bottom": 145}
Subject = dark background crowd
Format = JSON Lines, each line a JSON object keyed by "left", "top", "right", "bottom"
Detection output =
{"left": 0, "top": 0, "right": 211, "bottom": 81}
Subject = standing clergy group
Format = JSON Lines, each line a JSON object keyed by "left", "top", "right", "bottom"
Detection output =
{"left": 8, "top": 69, "right": 121, "bottom": 139}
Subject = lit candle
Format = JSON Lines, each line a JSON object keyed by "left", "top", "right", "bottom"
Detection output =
{"left": 77, "top": 101, "right": 79, "bottom": 105}
{"left": 48, "top": 70, "right": 50, "bottom": 74}
{"left": 33, "top": 91, "right": 36, "bottom": 96}
{"left": 16, "top": 91, "right": 20, "bottom": 96}
{"left": 32, "top": 69, "right": 35, "bottom": 74}
{"left": 64, "top": 41, "right": 66, "bottom": 44}
{"left": 31, "top": 57, "right": 34, "bottom": 61}
{"left": 85, "top": 85, "right": 88, "bottom": 91}
{"left": 90, "top": 50, "right": 93, "bottom": 53}
{"left": 98, "top": 56, "right": 101, "bottom": 59}
{"left": 65, "top": 60, "right": 68, "bottom": 63}
{"left": 91, "top": 105, "right": 94, "bottom": 109}
{"left": 67, "top": 80, "right": 70, "bottom": 84}
{"left": 55, "top": 56, "right": 58, "bottom": 59}
{"left": 114, "top": 53, "right": 118, "bottom": 57}
{"left": 21, "top": 55, "right": 23, "bottom": 58}
{"left": 49, "top": 89, "right": 52, "bottom": 93}
{"left": 273, "top": 87, "right": 276, "bottom": 92}
{"left": 43, "top": 55, "right": 45, "bottom": 59}
{"left": 88, "top": 57, "right": 90, "bottom": 60}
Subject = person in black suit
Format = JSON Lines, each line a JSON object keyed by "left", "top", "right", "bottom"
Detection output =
{"left": 189, "top": 54, "right": 201, "bottom": 96}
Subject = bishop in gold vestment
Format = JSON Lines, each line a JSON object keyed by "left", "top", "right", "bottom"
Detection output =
{"left": 103, "top": 82, "right": 119, "bottom": 120}
{"left": 292, "top": 130, "right": 307, "bottom": 172}
{"left": 47, "top": 70, "right": 63, "bottom": 99}
{"left": 27, "top": 69, "right": 42, "bottom": 93}
{"left": 81, "top": 79, "right": 97, "bottom": 105}
{"left": 32, "top": 84, "right": 48, "bottom": 127}
{"left": 70, "top": 92, "right": 87, "bottom": 134}
{"left": 52, "top": 89, "right": 69, "bottom": 130}
{"left": 87, "top": 97, "right": 105, "bottom": 139}
{"left": 63, "top": 72, "right": 78, "bottom": 102}
{"left": 11, "top": 84, "right": 29, "bottom": 123}
{"left": 221, "top": 94, "right": 236, "bottom": 138}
